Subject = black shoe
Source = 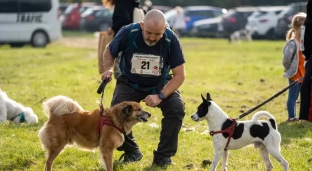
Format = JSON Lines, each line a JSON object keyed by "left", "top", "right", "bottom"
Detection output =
{"left": 119, "top": 150, "right": 143, "bottom": 164}
{"left": 152, "top": 156, "right": 173, "bottom": 166}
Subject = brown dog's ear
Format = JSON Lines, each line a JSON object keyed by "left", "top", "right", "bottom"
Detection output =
{"left": 122, "top": 104, "right": 133, "bottom": 116}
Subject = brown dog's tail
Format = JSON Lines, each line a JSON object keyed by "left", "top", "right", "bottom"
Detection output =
{"left": 43, "top": 95, "right": 84, "bottom": 117}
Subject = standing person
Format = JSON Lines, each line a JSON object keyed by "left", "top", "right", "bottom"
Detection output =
{"left": 282, "top": 12, "right": 306, "bottom": 122}
{"left": 143, "top": 0, "right": 153, "bottom": 12}
{"left": 172, "top": 6, "right": 186, "bottom": 38}
{"left": 101, "top": 10, "right": 186, "bottom": 166}
{"left": 299, "top": 0, "right": 312, "bottom": 122}
{"left": 102, "top": 0, "right": 144, "bottom": 79}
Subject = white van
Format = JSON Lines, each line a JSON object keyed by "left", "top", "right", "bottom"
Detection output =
{"left": 0, "top": 0, "right": 62, "bottom": 47}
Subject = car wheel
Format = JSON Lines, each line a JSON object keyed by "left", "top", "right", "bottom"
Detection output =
{"left": 98, "top": 23, "right": 109, "bottom": 32}
{"left": 265, "top": 28, "right": 276, "bottom": 40}
{"left": 31, "top": 31, "right": 49, "bottom": 47}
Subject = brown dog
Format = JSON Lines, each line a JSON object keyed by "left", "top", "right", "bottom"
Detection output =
{"left": 38, "top": 95, "right": 151, "bottom": 171}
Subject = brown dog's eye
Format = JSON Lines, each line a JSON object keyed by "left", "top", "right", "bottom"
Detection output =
{"left": 137, "top": 108, "right": 141, "bottom": 111}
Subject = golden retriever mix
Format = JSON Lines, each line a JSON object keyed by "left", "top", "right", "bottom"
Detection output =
{"left": 38, "top": 95, "right": 151, "bottom": 171}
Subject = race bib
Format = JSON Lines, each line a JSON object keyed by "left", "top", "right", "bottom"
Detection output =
{"left": 131, "top": 53, "right": 161, "bottom": 76}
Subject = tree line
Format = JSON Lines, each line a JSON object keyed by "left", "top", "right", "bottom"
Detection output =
{"left": 60, "top": 0, "right": 307, "bottom": 8}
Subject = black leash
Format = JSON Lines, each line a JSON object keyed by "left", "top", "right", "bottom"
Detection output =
{"left": 97, "top": 78, "right": 109, "bottom": 115}
{"left": 236, "top": 77, "right": 304, "bottom": 120}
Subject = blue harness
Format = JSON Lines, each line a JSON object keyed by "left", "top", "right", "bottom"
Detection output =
{"left": 119, "top": 23, "right": 173, "bottom": 94}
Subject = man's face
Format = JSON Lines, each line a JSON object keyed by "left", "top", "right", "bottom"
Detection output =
{"left": 140, "top": 21, "right": 166, "bottom": 46}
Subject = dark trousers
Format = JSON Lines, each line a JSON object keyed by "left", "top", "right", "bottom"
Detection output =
{"left": 299, "top": 57, "right": 312, "bottom": 121}
{"left": 111, "top": 75, "right": 185, "bottom": 158}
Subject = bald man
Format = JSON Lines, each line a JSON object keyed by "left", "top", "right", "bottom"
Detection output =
{"left": 101, "top": 10, "right": 186, "bottom": 166}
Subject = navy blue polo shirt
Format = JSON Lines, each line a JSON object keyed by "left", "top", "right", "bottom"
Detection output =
{"left": 109, "top": 23, "right": 185, "bottom": 87}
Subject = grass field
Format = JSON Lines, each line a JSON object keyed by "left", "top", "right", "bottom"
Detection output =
{"left": 0, "top": 32, "right": 312, "bottom": 171}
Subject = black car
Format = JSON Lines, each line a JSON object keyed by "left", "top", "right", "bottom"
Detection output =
{"left": 79, "top": 6, "right": 113, "bottom": 32}
{"left": 218, "top": 7, "right": 257, "bottom": 37}
{"left": 275, "top": 2, "right": 307, "bottom": 39}
{"left": 189, "top": 17, "right": 223, "bottom": 37}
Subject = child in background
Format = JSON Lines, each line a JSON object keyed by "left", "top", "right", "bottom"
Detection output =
{"left": 282, "top": 12, "right": 307, "bottom": 122}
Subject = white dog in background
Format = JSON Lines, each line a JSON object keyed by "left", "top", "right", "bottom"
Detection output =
{"left": 229, "top": 29, "right": 253, "bottom": 43}
{"left": 191, "top": 93, "right": 289, "bottom": 171}
{"left": 0, "top": 89, "right": 38, "bottom": 124}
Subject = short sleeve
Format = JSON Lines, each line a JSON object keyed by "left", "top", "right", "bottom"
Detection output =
{"left": 109, "top": 25, "right": 131, "bottom": 58}
{"left": 168, "top": 33, "right": 185, "bottom": 69}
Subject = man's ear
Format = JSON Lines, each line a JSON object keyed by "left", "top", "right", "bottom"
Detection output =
{"left": 140, "top": 21, "right": 144, "bottom": 30}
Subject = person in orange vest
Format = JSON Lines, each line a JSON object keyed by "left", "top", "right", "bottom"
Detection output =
{"left": 282, "top": 12, "right": 306, "bottom": 121}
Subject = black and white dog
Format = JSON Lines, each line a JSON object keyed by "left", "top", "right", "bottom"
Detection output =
{"left": 191, "top": 93, "right": 289, "bottom": 171}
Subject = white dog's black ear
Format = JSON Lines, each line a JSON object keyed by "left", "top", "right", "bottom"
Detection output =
{"left": 122, "top": 105, "right": 133, "bottom": 116}
{"left": 206, "top": 93, "right": 212, "bottom": 101}
{"left": 201, "top": 94, "right": 206, "bottom": 102}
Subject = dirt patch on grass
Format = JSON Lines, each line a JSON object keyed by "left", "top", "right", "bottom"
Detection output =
{"left": 55, "top": 37, "right": 99, "bottom": 49}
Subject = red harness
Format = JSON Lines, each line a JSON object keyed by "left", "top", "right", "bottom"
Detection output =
{"left": 209, "top": 118, "right": 237, "bottom": 151}
{"left": 98, "top": 105, "right": 125, "bottom": 136}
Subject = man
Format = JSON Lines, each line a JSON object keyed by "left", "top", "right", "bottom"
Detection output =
{"left": 299, "top": 0, "right": 312, "bottom": 122}
{"left": 101, "top": 9, "right": 186, "bottom": 166}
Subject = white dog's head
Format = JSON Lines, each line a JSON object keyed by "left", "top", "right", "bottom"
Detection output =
{"left": 23, "top": 107, "right": 38, "bottom": 124}
{"left": 10, "top": 107, "right": 38, "bottom": 124}
{"left": 191, "top": 93, "right": 213, "bottom": 122}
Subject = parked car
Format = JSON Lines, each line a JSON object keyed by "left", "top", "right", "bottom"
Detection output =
{"left": 218, "top": 6, "right": 257, "bottom": 38}
{"left": 152, "top": 5, "right": 172, "bottom": 14}
{"left": 60, "top": 2, "right": 71, "bottom": 26}
{"left": 189, "top": 17, "right": 223, "bottom": 37}
{"left": 80, "top": 6, "right": 113, "bottom": 32}
{"left": 0, "top": 0, "right": 62, "bottom": 47}
{"left": 245, "top": 6, "right": 286, "bottom": 39}
{"left": 164, "top": 6, "right": 226, "bottom": 35}
{"left": 275, "top": 2, "right": 307, "bottom": 39}
{"left": 62, "top": 2, "right": 98, "bottom": 30}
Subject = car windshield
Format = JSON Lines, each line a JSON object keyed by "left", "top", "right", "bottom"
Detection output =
{"left": 81, "top": 8, "right": 93, "bottom": 17}
{"left": 64, "top": 4, "right": 75, "bottom": 14}
{"left": 222, "top": 9, "right": 235, "bottom": 18}
{"left": 95, "top": 9, "right": 112, "bottom": 17}
{"left": 278, "top": 6, "right": 293, "bottom": 18}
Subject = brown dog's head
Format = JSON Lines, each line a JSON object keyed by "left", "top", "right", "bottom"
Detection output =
{"left": 120, "top": 101, "right": 151, "bottom": 122}
{"left": 109, "top": 101, "right": 151, "bottom": 134}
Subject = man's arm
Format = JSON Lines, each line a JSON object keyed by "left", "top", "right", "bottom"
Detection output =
{"left": 160, "top": 64, "right": 185, "bottom": 98}
{"left": 142, "top": 64, "right": 185, "bottom": 107}
{"left": 101, "top": 44, "right": 115, "bottom": 82}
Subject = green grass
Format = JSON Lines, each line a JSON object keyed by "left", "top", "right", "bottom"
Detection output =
{"left": 0, "top": 35, "right": 312, "bottom": 171}
{"left": 62, "top": 30, "right": 97, "bottom": 38}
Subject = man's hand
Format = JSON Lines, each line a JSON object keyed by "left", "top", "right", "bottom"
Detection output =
{"left": 101, "top": 70, "right": 113, "bottom": 82}
{"left": 142, "top": 94, "right": 162, "bottom": 107}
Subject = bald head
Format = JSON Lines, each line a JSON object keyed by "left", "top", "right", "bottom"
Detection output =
{"left": 143, "top": 9, "right": 166, "bottom": 28}
{"left": 140, "top": 9, "right": 167, "bottom": 46}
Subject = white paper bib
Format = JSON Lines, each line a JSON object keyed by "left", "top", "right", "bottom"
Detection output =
{"left": 131, "top": 53, "right": 161, "bottom": 76}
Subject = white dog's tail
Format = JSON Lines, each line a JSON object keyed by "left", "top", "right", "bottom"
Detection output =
{"left": 43, "top": 95, "right": 84, "bottom": 117}
{"left": 252, "top": 111, "right": 276, "bottom": 127}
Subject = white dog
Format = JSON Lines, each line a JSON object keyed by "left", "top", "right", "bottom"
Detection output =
{"left": 229, "top": 29, "right": 253, "bottom": 43}
{"left": 0, "top": 89, "right": 38, "bottom": 124}
{"left": 191, "top": 93, "right": 289, "bottom": 171}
